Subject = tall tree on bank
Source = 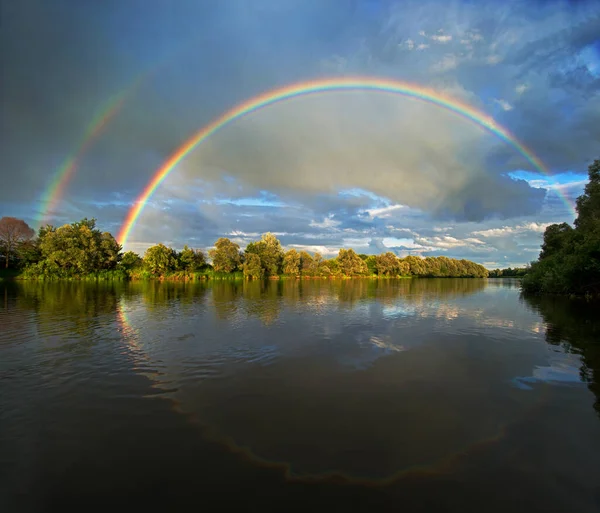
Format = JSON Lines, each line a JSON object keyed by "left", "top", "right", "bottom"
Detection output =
{"left": 178, "top": 245, "right": 206, "bottom": 272}
{"left": 575, "top": 159, "right": 600, "bottom": 232}
{"left": 337, "top": 248, "right": 368, "bottom": 276}
{"left": 0, "top": 217, "right": 35, "bottom": 268}
{"left": 144, "top": 243, "right": 177, "bottom": 275}
{"left": 523, "top": 158, "right": 600, "bottom": 295}
{"left": 283, "top": 249, "right": 301, "bottom": 276}
{"left": 209, "top": 238, "right": 241, "bottom": 273}
{"left": 242, "top": 253, "right": 262, "bottom": 279}
{"left": 245, "top": 233, "right": 284, "bottom": 277}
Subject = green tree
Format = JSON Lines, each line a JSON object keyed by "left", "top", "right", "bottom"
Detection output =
{"left": 539, "top": 223, "right": 574, "bottom": 260}
{"left": 397, "top": 259, "right": 410, "bottom": 276}
{"left": 375, "top": 252, "right": 400, "bottom": 276}
{"left": 326, "top": 256, "right": 340, "bottom": 276}
{"left": 315, "top": 253, "right": 333, "bottom": 276}
{"left": 299, "top": 251, "right": 315, "bottom": 276}
{"left": 404, "top": 255, "right": 426, "bottom": 275}
{"left": 242, "top": 253, "right": 263, "bottom": 279}
{"left": 283, "top": 249, "right": 301, "bottom": 276}
{"left": 424, "top": 257, "right": 441, "bottom": 277}
{"left": 16, "top": 239, "right": 41, "bottom": 268}
{"left": 365, "top": 255, "right": 377, "bottom": 275}
{"left": 209, "top": 238, "right": 241, "bottom": 273}
{"left": 120, "top": 251, "right": 143, "bottom": 271}
{"left": 34, "top": 218, "right": 121, "bottom": 275}
{"left": 144, "top": 244, "right": 177, "bottom": 275}
{"left": 337, "top": 248, "right": 368, "bottom": 276}
{"left": 100, "top": 232, "right": 121, "bottom": 270}
{"left": 179, "top": 245, "right": 206, "bottom": 272}
{"left": 575, "top": 159, "right": 600, "bottom": 232}
{"left": 523, "top": 158, "right": 600, "bottom": 295}
{"left": 244, "top": 233, "right": 284, "bottom": 277}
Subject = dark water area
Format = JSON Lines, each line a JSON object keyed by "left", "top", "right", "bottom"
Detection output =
{"left": 1, "top": 278, "right": 599, "bottom": 513}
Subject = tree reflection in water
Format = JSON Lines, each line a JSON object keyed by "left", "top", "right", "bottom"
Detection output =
{"left": 523, "top": 294, "right": 600, "bottom": 417}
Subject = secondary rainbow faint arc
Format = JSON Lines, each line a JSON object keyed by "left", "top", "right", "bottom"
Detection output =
{"left": 117, "top": 76, "right": 570, "bottom": 245}
{"left": 37, "top": 91, "right": 128, "bottom": 228}
{"left": 38, "top": 40, "right": 211, "bottom": 229}
{"left": 37, "top": 66, "right": 157, "bottom": 229}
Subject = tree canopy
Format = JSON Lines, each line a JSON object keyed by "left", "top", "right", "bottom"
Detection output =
{"left": 522, "top": 158, "right": 600, "bottom": 296}
{"left": 244, "top": 232, "right": 284, "bottom": 277}
{"left": 26, "top": 218, "right": 121, "bottom": 277}
{"left": 3, "top": 216, "right": 489, "bottom": 281}
{"left": 209, "top": 238, "right": 241, "bottom": 273}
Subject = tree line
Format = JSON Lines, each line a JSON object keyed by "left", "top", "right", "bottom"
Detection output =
{"left": 0, "top": 218, "right": 489, "bottom": 279}
{"left": 488, "top": 267, "right": 528, "bottom": 278}
{"left": 522, "top": 158, "right": 600, "bottom": 296}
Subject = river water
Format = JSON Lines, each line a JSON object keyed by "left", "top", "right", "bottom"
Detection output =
{"left": 1, "top": 278, "right": 599, "bottom": 512}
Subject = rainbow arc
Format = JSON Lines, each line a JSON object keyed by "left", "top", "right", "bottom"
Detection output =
{"left": 108, "top": 76, "right": 573, "bottom": 245}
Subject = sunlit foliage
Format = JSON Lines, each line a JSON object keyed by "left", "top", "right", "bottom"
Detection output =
{"left": 7, "top": 218, "right": 491, "bottom": 281}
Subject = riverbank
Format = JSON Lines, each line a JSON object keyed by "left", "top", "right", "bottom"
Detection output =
{"left": 1, "top": 269, "right": 480, "bottom": 282}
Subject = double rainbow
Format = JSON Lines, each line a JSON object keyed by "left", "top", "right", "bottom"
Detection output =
{"left": 113, "top": 76, "right": 573, "bottom": 245}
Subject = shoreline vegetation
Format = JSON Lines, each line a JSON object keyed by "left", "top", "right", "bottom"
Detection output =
{"left": 0, "top": 219, "right": 489, "bottom": 282}
{"left": 522, "top": 158, "right": 599, "bottom": 297}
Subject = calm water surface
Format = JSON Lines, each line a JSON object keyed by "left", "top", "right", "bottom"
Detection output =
{"left": 1, "top": 278, "right": 599, "bottom": 512}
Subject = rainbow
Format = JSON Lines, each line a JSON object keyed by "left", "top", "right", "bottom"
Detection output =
{"left": 37, "top": 44, "right": 203, "bottom": 229}
{"left": 118, "top": 76, "right": 574, "bottom": 245}
{"left": 37, "top": 66, "right": 156, "bottom": 229}
{"left": 37, "top": 91, "right": 129, "bottom": 228}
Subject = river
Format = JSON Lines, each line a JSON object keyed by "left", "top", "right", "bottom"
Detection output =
{"left": 1, "top": 278, "right": 599, "bottom": 512}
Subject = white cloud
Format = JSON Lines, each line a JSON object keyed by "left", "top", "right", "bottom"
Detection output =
{"left": 287, "top": 244, "right": 338, "bottom": 256}
{"left": 364, "top": 204, "right": 406, "bottom": 218}
{"left": 472, "top": 222, "right": 552, "bottom": 238}
{"left": 414, "top": 235, "right": 490, "bottom": 250}
{"left": 431, "top": 34, "right": 452, "bottom": 43}
{"left": 381, "top": 237, "right": 423, "bottom": 248}
{"left": 432, "top": 54, "right": 459, "bottom": 72}
{"left": 515, "top": 83, "right": 529, "bottom": 95}
{"left": 228, "top": 230, "right": 260, "bottom": 238}
{"left": 387, "top": 226, "right": 417, "bottom": 235}
{"left": 494, "top": 98, "right": 513, "bottom": 111}
{"left": 309, "top": 215, "right": 341, "bottom": 229}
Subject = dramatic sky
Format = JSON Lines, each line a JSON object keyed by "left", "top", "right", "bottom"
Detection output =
{"left": 1, "top": 0, "right": 599, "bottom": 267}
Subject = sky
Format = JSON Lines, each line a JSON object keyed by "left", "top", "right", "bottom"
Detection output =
{"left": 1, "top": 0, "right": 599, "bottom": 268}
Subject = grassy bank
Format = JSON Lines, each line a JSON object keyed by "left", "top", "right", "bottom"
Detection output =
{"left": 4, "top": 269, "right": 246, "bottom": 282}
{"left": 127, "top": 270, "right": 245, "bottom": 281}
{"left": 2, "top": 268, "right": 490, "bottom": 282}
{"left": 15, "top": 269, "right": 130, "bottom": 281}
{"left": 1, "top": 271, "right": 425, "bottom": 282}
